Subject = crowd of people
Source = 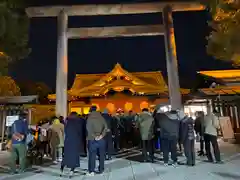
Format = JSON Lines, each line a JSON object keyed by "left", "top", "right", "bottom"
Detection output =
{"left": 7, "top": 104, "right": 223, "bottom": 178}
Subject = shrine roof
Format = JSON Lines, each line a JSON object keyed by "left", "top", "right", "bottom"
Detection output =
{"left": 48, "top": 63, "right": 180, "bottom": 100}
{"left": 26, "top": 1, "right": 204, "bottom": 17}
{"left": 199, "top": 70, "right": 240, "bottom": 79}
{"left": 198, "top": 86, "right": 240, "bottom": 96}
{"left": 69, "top": 63, "right": 168, "bottom": 97}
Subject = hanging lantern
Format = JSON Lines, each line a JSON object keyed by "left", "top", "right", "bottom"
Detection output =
{"left": 140, "top": 101, "right": 149, "bottom": 110}
{"left": 106, "top": 103, "right": 115, "bottom": 113}
{"left": 125, "top": 102, "right": 133, "bottom": 112}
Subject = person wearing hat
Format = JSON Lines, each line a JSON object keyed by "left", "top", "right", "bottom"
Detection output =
{"left": 86, "top": 106, "right": 108, "bottom": 176}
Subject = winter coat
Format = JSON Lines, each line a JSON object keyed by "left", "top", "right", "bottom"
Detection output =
{"left": 194, "top": 116, "right": 204, "bottom": 136}
{"left": 63, "top": 115, "right": 83, "bottom": 168}
{"left": 204, "top": 113, "right": 220, "bottom": 136}
{"left": 137, "top": 111, "right": 155, "bottom": 140}
{"left": 155, "top": 111, "right": 180, "bottom": 140}
{"left": 86, "top": 111, "right": 108, "bottom": 140}
{"left": 102, "top": 113, "right": 113, "bottom": 131}
{"left": 48, "top": 119, "right": 64, "bottom": 148}
{"left": 180, "top": 116, "right": 195, "bottom": 143}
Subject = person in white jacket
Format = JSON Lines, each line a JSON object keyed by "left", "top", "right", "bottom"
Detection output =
{"left": 203, "top": 109, "right": 223, "bottom": 163}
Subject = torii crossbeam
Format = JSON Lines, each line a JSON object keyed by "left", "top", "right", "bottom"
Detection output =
{"left": 26, "top": 2, "right": 204, "bottom": 117}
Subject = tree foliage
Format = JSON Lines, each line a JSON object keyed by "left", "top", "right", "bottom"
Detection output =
{"left": 0, "top": 0, "right": 30, "bottom": 74}
{"left": 18, "top": 81, "right": 52, "bottom": 102}
{"left": 201, "top": 0, "right": 240, "bottom": 66}
{"left": 0, "top": 76, "right": 21, "bottom": 96}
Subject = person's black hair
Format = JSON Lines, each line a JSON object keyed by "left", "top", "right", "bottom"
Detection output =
{"left": 170, "top": 110, "right": 177, "bottom": 114}
{"left": 213, "top": 109, "right": 219, "bottom": 114}
{"left": 70, "top": 111, "right": 78, "bottom": 116}
{"left": 142, "top": 108, "right": 149, "bottom": 112}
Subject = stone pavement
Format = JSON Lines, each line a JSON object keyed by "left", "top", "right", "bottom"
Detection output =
{"left": 0, "top": 141, "right": 240, "bottom": 180}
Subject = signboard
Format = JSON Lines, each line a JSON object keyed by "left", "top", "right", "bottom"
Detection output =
{"left": 6, "top": 115, "right": 19, "bottom": 127}
{"left": 219, "top": 116, "right": 235, "bottom": 140}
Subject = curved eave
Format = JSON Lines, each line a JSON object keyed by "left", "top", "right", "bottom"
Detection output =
{"left": 198, "top": 70, "right": 240, "bottom": 79}
{"left": 48, "top": 88, "right": 190, "bottom": 101}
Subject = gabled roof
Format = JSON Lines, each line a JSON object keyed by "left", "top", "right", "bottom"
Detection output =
{"left": 69, "top": 63, "right": 168, "bottom": 97}
{"left": 48, "top": 64, "right": 171, "bottom": 100}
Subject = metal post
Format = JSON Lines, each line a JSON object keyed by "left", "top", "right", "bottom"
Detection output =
{"left": 162, "top": 5, "right": 182, "bottom": 110}
{"left": 56, "top": 10, "right": 68, "bottom": 118}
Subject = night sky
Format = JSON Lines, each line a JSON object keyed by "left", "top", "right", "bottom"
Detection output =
{"left": 10, "top": 0, "right": 234, "bottom": 91}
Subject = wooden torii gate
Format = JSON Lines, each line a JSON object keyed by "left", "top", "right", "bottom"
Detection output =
{"left": 26, "top": 2, "right": 205, "bottom": 117}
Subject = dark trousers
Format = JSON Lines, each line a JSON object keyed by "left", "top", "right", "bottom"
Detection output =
{"left": 113, "top": 130, "right": 120, "bottom": 151}
{"left": 142, "top": 139, "right": 154, "bottom": 161}
{"left": 161, "top": 138, "right": 177, "bottom": 164}
{"left": 105, "top": 132, "right": 113, "bottom": 157}
{"left": 204, "top": 134, "right": 221, "bottom": 162}
{"left": 60, "top": 164, "right": 75, "bottom": 172}
{"left": 88, "top": 139, "right": 105, "bottom": 173}
{"left": 200, "top": 138, "right": 204, "bottom": 153}
{"left": 183, "top": 140, "right": 195, "bottom": 165}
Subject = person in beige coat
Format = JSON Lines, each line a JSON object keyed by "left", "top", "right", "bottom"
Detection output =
{"left": 48, "top": 117, "right": 64, "bottom": 164}
{"left": 203, "top": 109, "right": 223, "bottom": 163}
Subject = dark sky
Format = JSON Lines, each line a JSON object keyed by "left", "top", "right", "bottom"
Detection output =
{"left": 10, "top": 0, "right": 234, "bottom": 91}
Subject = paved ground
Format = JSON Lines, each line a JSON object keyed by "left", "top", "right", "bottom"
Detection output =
{"left": 0, "top": 141, "right": 240, "bottom": 180}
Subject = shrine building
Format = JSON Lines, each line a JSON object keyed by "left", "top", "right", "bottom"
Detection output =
{"left": 48, "top": 63, "right": 189, "bottom": 114}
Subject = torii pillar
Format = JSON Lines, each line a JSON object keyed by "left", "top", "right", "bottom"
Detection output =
{"left": 56, "top": 10, "right": 68, "bottom": 117}
{"left": 162, "top": 5, "right": 182, "bottom": 110}
{"left": 26, "top": 2, "right": 204, "bottom": 116}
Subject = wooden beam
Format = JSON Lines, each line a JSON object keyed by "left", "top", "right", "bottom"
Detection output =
{"left": 67, "top": 25, "right": 164, "bottom": 39}
{"left": 26, "top": 2, "right": 205, "bottom": 17}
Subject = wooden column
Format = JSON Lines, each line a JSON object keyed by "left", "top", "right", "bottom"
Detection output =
{"left": 162, "top": 5, "right": 182, "bottom": 110}
{"left": 56, "top": 10, "right": 68, "bottom": 118}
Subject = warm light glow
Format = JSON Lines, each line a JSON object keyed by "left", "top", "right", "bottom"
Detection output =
{"left": 71, "top": 107, "right": 82, "bottom": 115}
{"left": 140, "top": 101, "right": 149, "bottom": 110}
{"left": 125, "top": 76, "right": 130, "bottom": 81}
{"left": 106, "top": 103, "right": 115, "bottom": 113}
{"left": 125, "top": 102, "right": 133, "bottom": 111}
{"left": 132, "top": 80, "right": 141, "bottom": 85}
{"left": 83, "top": 107, "right": 90, "bottom": 114}
{"left": 113, "top": 87, "right": 124, "bottom": 92}
{"left": 199, "top": 70, "right": 240, "bottom": 78}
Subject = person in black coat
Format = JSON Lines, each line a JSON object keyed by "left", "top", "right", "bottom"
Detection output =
{"left": 194, "top": 111, "right": 205, "bottom": 156}
{"left": 102, "top": 109, "right": 114, "bottom": 160}
{"left": 60, "top": 112, "right": 83, "bottom": 178}
{"left": 155, "top": 108, "right": 181, "bottom": 166}
{"left": 180, "top": 113, "right": 195, "bottom": 166}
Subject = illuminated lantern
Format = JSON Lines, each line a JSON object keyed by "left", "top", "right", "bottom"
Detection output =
{"left": 140, "top": 101, "right": 149, "bottom": 110}
{"left": 125, "top": 102, "right": 133, "bottom": 112}
{"left": 106, "top": 103, "right": 115, "bottom": 113}
{"left": 83, "top": 107, "right": 90, "bottom": 114}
